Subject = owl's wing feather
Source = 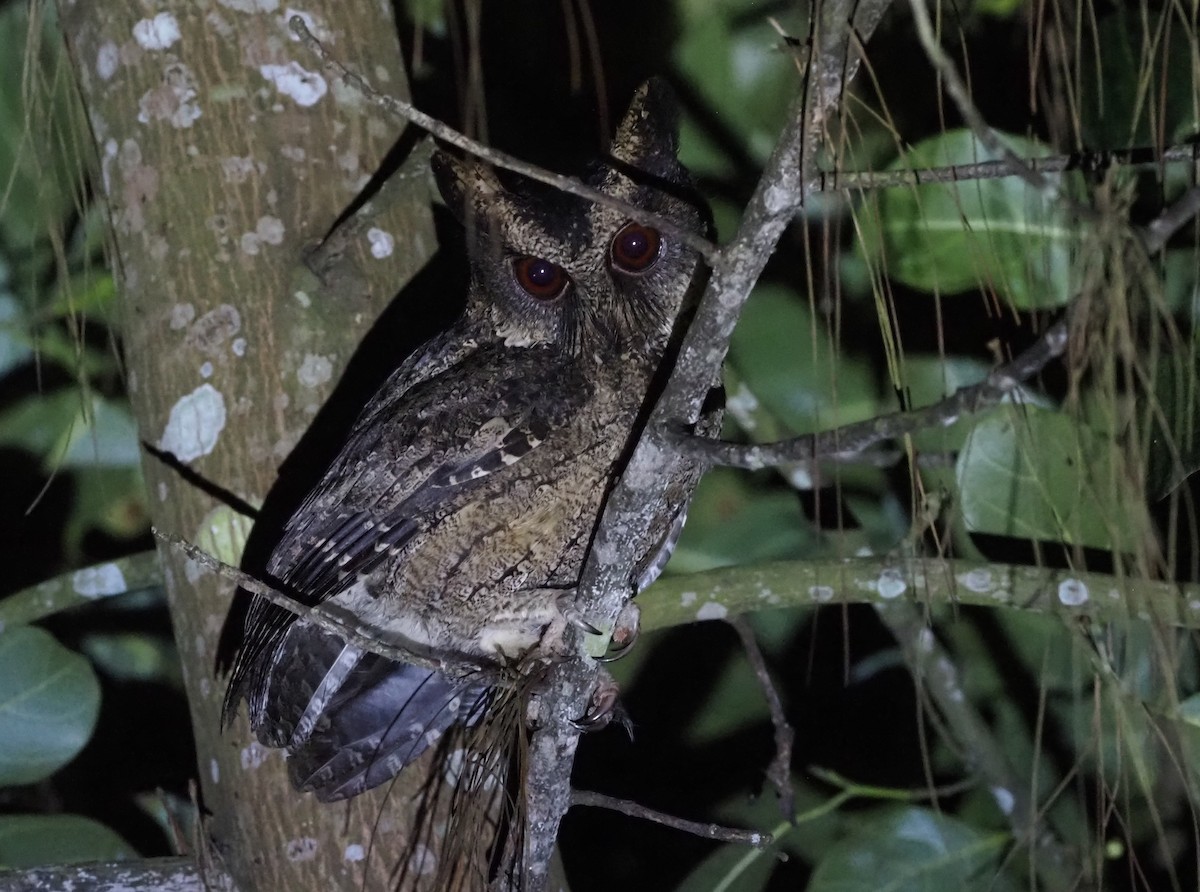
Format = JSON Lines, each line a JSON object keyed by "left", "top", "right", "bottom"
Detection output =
{"left": 223, "top": 344, "right": 588, "bottom": 725}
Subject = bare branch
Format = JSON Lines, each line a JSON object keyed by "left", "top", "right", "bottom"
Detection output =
{"left": 570, "top": 790, "right": 772, "bottom": 847}
{"left": 681, "top": 319, "right": 1068, "bottom": 472}
{"left": 520, "top": 0, "right": 896, "bottom": 887}
{"left": 817, "top": 143, "right": 1200, "bottom": 193}
{"left": 0, "top": 858, "right": 235, "bottom": 892}
{"left": 728, "top": 616, "right": 795, "bottom": 819}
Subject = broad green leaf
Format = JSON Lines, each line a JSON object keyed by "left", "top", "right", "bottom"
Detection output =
{"left": 668, "top": 468, "right": 815, "bottom": 573}
{"left": 0, "top": 626, "right": 100, "bottom": 786}
{"left": 674, "top": 6, "right": 798, "bottom": 180}
{"left": 0, "top": 814, "right": 134, "bottom": 868}
{"left": 727, "top": 285, "right": 879, "bottom": 436}
{"left": 64, "top": 466, "right": 149, "bottom": 558}
{"left": 857, "top": 130, "right": 1080, "bottom": 309}
{"left": 1080, "top": 12, "right": 1200, "bottom": 148}
{"left": 81, "top": 633, "right": 182, "bottom": 687}
{"left": 0, "top": 3, "right": 86, "bottom": 252}
{"left": 807, "top": 806, "right": 1012, "bottom": 892}
{"left": 956, "top": 406, "right": 1133, "bottom": 550}
{"left": 0, "top": 390, "right": 139, "bottom": 470}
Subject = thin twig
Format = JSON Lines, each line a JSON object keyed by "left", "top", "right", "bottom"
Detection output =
{"left": 1142, "top": 185, "right": 1200, "bottom": 253}
{"left": 680, "top": 319, "right": 1068, "bottom": 471}
{"left": 817, "top": 143, "right": 1200, "bottom": 193}
{"left": 906, "top": 0, "right": 1050, "bottom": 193}
{"left": 728, "top": 616, "right": 795, "bottom": 819}
{"left": 570, "top": 790, "right": 772, "bottom": 847}
{"left": 287, "top": 16, "right": 719, "bottom": 266}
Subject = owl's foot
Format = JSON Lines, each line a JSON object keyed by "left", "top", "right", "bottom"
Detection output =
{"left": 555, "top": 591, "right": 603, "bottom": 637}
{"left": 571, "top": 668, "right": 631, "bottom": 735}
{"left": 598, "top": 602, "right": 640, "bottom": 662}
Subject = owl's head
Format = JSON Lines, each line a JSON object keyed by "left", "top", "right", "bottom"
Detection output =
{"left": 433, "top": 79, "right": 707, "bottom": 363}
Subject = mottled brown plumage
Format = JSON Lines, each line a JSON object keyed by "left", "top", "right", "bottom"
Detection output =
{"left": 223, "top": 79, "right": 709, "bottom": 807}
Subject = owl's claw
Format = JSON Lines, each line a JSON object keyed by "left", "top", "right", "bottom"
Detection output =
{"left": 570, "top": 670, "right": 630, "bottom": 735}
{"left": 556, "top": 592, "right": 602, "bottom": 636}
{"left": 598, "top": 602, "right": 641, "bottom": 662}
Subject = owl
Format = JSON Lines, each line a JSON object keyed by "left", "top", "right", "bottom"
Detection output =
{"left": 222, "top": 79, "right": 709, "bottom": 806}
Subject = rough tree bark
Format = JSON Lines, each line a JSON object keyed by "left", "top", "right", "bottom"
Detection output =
{"left": 58, "top": 2, "right": 441, "bottom": 889}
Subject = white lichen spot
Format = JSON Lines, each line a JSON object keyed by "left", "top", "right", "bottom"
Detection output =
{"left": 407, "top": 843, "right": 436, "bottom": 876}
{"left": 260, "top": 61, "right": 327, "bottom": 107}
{"left": 183, "top": 558, "right": 205, "bottom": 584}
{"left": 960, "top": 568, "right": 993, "bottom": 593}
{"left": 679, "top": 590, "right": 697, "bottom": 607}
{"left": 280, "top": 144, "right": 306, "bottom": 162}
{"left": 170, "top": 302, "right": 196, "bottom": 330}
{"left": 343, "top": 844, "right": 365, "bottom": 863}
{"left": 210, "top": 758, "right": 220, "bottom": 783}
{"left": 240, "top": 742, "right": 269, "bottom": 770}
{"left": 220, "top": 155, "right": 258, "bottom": 183}
{"left": 809, "top": 584, "right": 835, "bottom": 603}
{"left": 785, "top": 465, "right": 815, "bottom": 490}
{"left": 200, "top": 361, "right": 213, "bottom": 378}
{"left": 293, "top": 290, "right": 311, "bottom": 308}
{"left": 137, "top": 63, "right": 202, "bottom": 128}
{"left": 158, "top": 383, "right": 227, "bottom": 463}
{"left": 297, "top": 353, "right": 333, "bottom": 388}
{"left": 1057, "top": 578, "right": 1089, "bottom": 607}
{"left": 367, "top": 227, "right": 395, "bottom": 259}
{"left": 240, "top": 232, "right": 261, "bottom": 255}
{"left": 232, "top": 337, "right": 247, "bottom": 357}
{"left": 876, "top": 568, "right": 907, "bottom": 600}
{"left": 253, "top": 215, "right": 284, "bottom": 246}
{"left": 725, "top": 382, "right": 760, "bottom": 424}
{"left": 72, "top": 563, "right": 126, "bottom": 599}
{"left": 193, "top": 634, "right": 205, "bottom": 655}
{"left": 1190, "top": 599, "right": 1200, "bottom": 612}
{"left": 284, "top": 837, "right": 318, "bottom": 862}
{"left": 199, "top": 677, "right": 211, "bottom": 697}
{"left": 916, "top": 626, "right": 935, "bottom": 653}
{"left": 991, "top": 786, "right": 1015, "bottom": 815}
{"left": 218, "top": 0, "right": 280, "bottom": 11}
{"left": 133, "top": 12, "right": 181, "bottom": 51}
{"left": 158, "top": 481, "right": 169, "bottom": 502}
{"left": 96, "top": 42, "right": 120, "bottom": 80}
{"left": 696, "top": 601, "right": 728, "bottom": 621}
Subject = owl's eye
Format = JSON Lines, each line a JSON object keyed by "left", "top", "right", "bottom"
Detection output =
{"left": 512, "top": 256, "right": 570, "bottom": 300}
{"left": 610, "top": 222, "right": 662, "bottom": 274}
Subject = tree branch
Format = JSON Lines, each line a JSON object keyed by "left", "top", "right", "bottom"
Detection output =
{"left": 519, "top": 0, "right": 896, "bottom": 887}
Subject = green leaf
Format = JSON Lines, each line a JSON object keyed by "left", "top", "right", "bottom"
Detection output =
{"left": 81, "top": 633, "right": 182, "bottom": 687}
{"left": 1079, "top": 12, "right": 1200, "bottom": 148}
{"left": 668, "top": 468, "right": 815, "bottom": 573}
{"left": 0, "top": 390, "right": 140, "bottom": 470}
{"left": 0, "top": 626, "right": 101, "bottom": 786}
{"left": 857, "top": 130, "right": 1081, "bottom": 309}
{"left": 807, "top": 806, "right": 1012, "bottom": 892}
{"left": 727, "top": 285, "right": 879, "bottom": 435}
{"left": 0, "top": 814, "right": 135, "bottom": 868}
{"left": 0, "top": 3, "right": 87, "bottom": 252}
{"left": 955, "top": 405, "right": 1134, "bottom": 550}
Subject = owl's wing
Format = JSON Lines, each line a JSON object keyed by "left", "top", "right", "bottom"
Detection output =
{"left": 270, "top": 349, "right": 583, "bottom": 601}
{"left": 223, "top": 344, "right": 586, "bottom": 723}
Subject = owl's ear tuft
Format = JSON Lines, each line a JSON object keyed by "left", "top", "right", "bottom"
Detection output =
{"left": 609, "top": 78, "right": 682, "bottom": 174}
{"left": 431, "top": 151, "right": 505, "bottom": 227}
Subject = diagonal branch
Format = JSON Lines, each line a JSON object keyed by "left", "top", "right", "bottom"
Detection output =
{"left": 519, "top": 0, "right": 896, "bottom": 887}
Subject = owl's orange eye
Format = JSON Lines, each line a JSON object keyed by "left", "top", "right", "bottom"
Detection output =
{"left": 512, "top": 256, "right": 570, "bottom": 300}
{"left": 610, "top": 222, "right": 662, "bottom": 274}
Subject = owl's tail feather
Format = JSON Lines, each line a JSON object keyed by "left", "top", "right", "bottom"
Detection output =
{"left": 286, "top": 655, "right": 493, "bottom": 802}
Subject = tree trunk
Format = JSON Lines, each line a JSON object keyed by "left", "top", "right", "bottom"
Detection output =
{"left": 58, "top": 3, "right": 440, "bottom": 888}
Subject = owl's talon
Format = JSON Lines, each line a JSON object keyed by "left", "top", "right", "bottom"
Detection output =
{"left": 556, "top": 592, "right": 602, "bottom": 637}
{"left": 571, "top": 670, "right": 626, "bottom": 732}
{"left": 598, "top": 602, "right": 641, "bottom": 662}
